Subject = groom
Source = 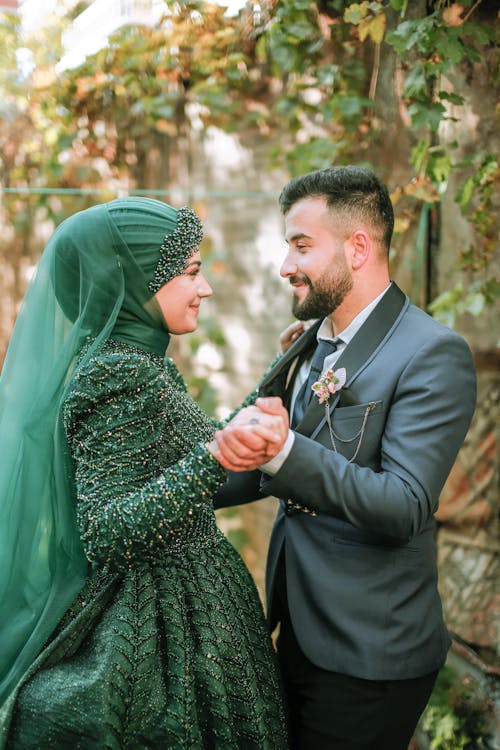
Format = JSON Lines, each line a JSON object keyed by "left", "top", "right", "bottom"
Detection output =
{"left": 213, "top": 166, "right": 477, "bottom": 750}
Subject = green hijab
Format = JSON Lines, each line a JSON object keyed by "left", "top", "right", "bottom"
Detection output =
{"left": 0, "top": 197, "right": 202, "bottom": 706}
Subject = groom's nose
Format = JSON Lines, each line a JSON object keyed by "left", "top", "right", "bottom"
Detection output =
{"left": 280, "top": 250, "right": 298, "bottom": 278}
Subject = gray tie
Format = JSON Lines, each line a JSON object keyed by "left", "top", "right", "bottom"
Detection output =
{"left": 292, "top": 338, "right": 340, "bottom": 427}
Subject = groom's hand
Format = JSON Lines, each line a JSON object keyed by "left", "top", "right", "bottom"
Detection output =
{"left": 209, "top": 397, "right": 289, "bottom": 471}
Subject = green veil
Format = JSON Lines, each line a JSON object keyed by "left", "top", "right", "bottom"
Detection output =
{"left": 0, "top": 197, "right": 192, "bottom": 706}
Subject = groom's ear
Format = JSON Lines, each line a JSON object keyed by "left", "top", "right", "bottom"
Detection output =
{"left": 348, "top": 230, "right": 370, "bottom": 270}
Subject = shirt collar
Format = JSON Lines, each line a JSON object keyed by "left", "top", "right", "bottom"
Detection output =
{"left": 316, "top": 283, "right": 391, "bottom": 345}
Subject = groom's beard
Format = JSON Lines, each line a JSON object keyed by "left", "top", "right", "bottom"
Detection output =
{"left": 291, "top": 264, "right": 353, "bottom": 320}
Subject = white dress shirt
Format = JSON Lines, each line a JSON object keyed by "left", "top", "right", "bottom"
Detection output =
{"left": 260, "top": 284, "right": 391, "bottom": 475}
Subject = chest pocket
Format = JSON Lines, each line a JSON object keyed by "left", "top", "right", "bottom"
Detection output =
{"left": 321, "top": 399, "right": 385, "bottom": 466}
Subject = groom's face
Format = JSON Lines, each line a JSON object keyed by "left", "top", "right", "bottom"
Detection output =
{"left": 280, "top": 196, "right": 353, "bottom": 320}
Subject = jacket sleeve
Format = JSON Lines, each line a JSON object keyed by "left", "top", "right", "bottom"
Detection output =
{"left": 63, "top": 352, "right": 226, "bottom": 572}
{"left": 213, "top": 469, "right": 267, "bottom": 509}
{"left": 261, "top": 332, "right": 477, "bottom": 542}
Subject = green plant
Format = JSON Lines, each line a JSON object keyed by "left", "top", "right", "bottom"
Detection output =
{"left": 421, "top": 667, "right": 494, "bottom": 749}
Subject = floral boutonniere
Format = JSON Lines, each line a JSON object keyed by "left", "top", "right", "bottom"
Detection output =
{"left": 311, "top": 367, "right": 347, "bottom": 404}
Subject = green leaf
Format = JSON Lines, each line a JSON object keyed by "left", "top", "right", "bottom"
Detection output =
{"left": 332, "top": 94, "right": 371, "bottom": 118}
{"left": 316, "top": 64, "right": 342, "bottom": 87}
{"left": 428, "top": 150, "right": 452, "bottom": 184}
{"left": 285, "top": 137, "right": 347, "bottom": 175}
{"left": 464, "top": 20, "right": 497, "bottom": 46}
{"left": 464, "top": 291, "right": 485, "bottom": 317}
{"left": 482, "top": 277, "right": 500, "bottom": 302}
{"left": 255, "top": 34, "right": 267, "bottom": 62}
{"left": 404, "top": 66, "right": 429, "bottom": 98}
{"left": 386, "top": 17, "right": 434, "bottom": 56}
{"left": 388, "top": 0, "right": 408, "bottom": 13}
{"left": 385, "top": 21, "right": 414, "bottom": 55}
{"left": 283, "top": 21, "right": 317, "bottom": 40}
{"left": 407, "top": 100, "right": 446, "bottom": 132}
{"left": 344, "top": 4, "right": 368, "bottom": 25}
{"left": 477, "top": 155, "right": 499, "bottom": 185}
{"left": 428, "top": 286, "right": 463, "bottom": 328}
{"left": 410, "top": 139, "right": 430, "bottom": 173}
{"left": 456, "top": 177, "right": 475, "bottom": 211}
{"left": 436, "top": 34, "right": 466, "bottom": 66}
{"left": 438, "top": 90, "right": 465, "bottom": 106}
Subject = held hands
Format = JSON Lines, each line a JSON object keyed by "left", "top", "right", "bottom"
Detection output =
{"left": 208, "top": 397, "right": 289, "bottom": 472}
{"left": 208, "top": 318, "right": 308, "bottom": 473}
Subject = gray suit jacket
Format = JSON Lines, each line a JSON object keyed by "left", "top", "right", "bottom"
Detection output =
{"left": 218, "top": 283, "right": 477, "bottom": 681}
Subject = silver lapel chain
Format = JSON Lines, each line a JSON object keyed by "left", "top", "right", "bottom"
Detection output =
{"left": 325, "top": 401, "right": 377, "bottom": 463}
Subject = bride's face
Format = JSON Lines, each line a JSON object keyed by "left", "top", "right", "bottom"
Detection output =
{"left": 154, "top": 250, "right": 213, "bottom": 334}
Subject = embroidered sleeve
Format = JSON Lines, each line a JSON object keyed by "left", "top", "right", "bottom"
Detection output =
{"left": 63, "top": 352, "right": 226, "bottom": 572}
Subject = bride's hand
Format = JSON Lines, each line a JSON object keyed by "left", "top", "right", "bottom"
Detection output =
{"left": 279, "top": 320, "right": 306, "bottom": 353}
{"left": 208, "top": 398, "right": 289, "bottom": 471}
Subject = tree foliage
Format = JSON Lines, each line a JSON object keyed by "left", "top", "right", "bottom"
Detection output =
{"left": 0, "top": 0, "right": 499, "bottom": 327}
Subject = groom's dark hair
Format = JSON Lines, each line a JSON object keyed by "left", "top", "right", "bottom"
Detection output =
{"left": 279, "top": 166, "right": 394, "bottom": 252}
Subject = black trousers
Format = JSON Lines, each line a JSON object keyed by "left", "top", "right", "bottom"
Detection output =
{"left": 274, "top": 557, "right": 438, "bottom": 750}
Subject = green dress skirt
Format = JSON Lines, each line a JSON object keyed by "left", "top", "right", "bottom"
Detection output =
{"left": 2, "top": 341, "right": 288, "bottom": 749}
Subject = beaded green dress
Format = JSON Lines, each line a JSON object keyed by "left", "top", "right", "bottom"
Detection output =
{"left": 3, "top": 340, "right": 288, "bottom": 749}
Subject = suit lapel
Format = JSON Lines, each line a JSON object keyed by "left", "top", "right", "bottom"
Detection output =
{"left": 296, "top": 283, "right": 408, "bottom": 437}
{"left": 259, "top": 320, "right": 321, "bottom": 400}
